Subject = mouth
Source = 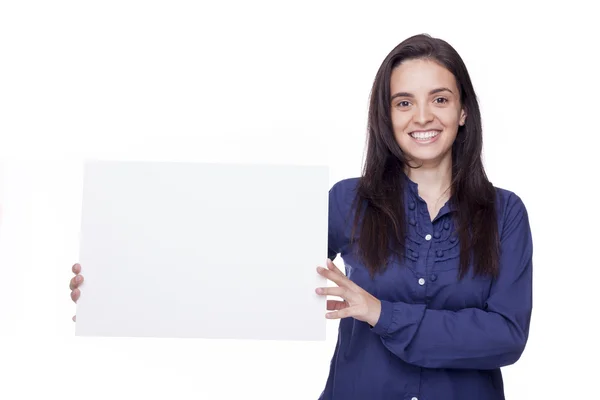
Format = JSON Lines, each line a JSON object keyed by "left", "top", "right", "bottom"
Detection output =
{"left": 409, "top": 130, "right": 441, "bottom": 143}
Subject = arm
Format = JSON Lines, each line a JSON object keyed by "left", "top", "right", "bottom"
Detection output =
{"left": 370, "top": 194, "right": 533, "bottom": 370}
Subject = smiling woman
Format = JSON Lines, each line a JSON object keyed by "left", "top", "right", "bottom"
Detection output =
{"left": 314, "top": 34, "right": 533, "bottom": 400}
{"left": 391, "top": 61, "right": 466, "bottom": 160}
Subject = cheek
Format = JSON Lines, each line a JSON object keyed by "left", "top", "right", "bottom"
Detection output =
{"left": 392, "top": 119, "right": 410, "bottom": 148}
{"left": 439, "top": 108, "right": 462, "bottom": 127}
{"left": 441, "top": 113, "right": 460, "bottom": 138}
{"left": 391, "top": 111, "right": 410, "bottom": 134}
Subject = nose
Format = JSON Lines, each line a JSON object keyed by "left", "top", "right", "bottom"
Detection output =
{"left": 414, "top": 104, "right": 434, "bottom": 125}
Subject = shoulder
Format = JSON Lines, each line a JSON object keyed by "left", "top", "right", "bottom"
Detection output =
{"left": 493, "top": 186, "right": 531, "bottom": 240}
{"left": 329, "top": 177, "right": 360, "bottom": 210}
{"left": 329, "top": 177, "right": 360, "bottom": 196}
{"left": 327, "top": 177, "right": 361, "bottom": 229}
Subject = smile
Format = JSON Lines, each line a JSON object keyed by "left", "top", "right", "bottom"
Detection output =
{"left": 409, "top": 130, "right": 441, "bottom": 142}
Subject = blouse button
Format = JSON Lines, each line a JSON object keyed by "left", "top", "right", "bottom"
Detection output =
{"left": 409, "top": 218, "right": 416, "bottom": 226}
{"left": 412, "top": 251, "right": 419, "bottom": 258}
{"left": 408, "top": 202, "right": 416, "bottom": 210}
{"left": 450, "top": 236, "right": 457, "bottom": 243}
{"left": 418, "top": 278, "right": 425, "bottom": 286}
{"left": 444, "top": 222, "right": 450, "bottom": 230}
{"left": 430, "top": 274, "right": 437, "bottom": 282}
{"left": 436, "top": 250, "right": 443, "bottom": 257}
{"left": 434, "top": 231, "right": 441, "bottom": 239}
{"left": 425, "top": 234, "right": 432, "bottom": 241}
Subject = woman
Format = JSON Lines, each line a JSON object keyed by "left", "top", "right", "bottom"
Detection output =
{"left": 312, "top": 34, "right": 533, "bottom": 399}
{"left": 70, "top": 34, "right": 533, "bottom": 399}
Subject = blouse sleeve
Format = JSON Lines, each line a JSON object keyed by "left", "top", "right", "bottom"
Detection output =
{"left": 370, "top": 193, "right": 533, "bottom": 370}
{"left": 327, "top": 179, "right": 355, "bottom": 261}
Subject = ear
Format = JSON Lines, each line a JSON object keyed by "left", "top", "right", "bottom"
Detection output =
{"left": 459, "top": 108, "right": 467, "bottom": 126}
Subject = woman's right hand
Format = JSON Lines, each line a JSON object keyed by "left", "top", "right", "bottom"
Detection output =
{"left": 70, "top": 263, "right": 84, "bottom": 322}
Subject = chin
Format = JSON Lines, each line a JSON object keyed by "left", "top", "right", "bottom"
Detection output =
{"left": 403, "top": 146, "right": 452, "bottom": 166}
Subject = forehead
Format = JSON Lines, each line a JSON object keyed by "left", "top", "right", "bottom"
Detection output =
{"left": 390, "top": 58, "right": 458, "bottom": 93}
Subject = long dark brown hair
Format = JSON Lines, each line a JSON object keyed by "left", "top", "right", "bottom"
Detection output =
{"left": 352, "top": 33, "right": 499, "bottom": 280}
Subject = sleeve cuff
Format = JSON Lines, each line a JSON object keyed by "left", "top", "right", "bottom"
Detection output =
{"left": 370, "top": 299, "right": 394, "bottom": 336}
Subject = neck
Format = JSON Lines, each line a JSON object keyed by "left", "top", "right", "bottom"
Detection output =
{"left": 404, "top": 156, "right": 453, "bottom": 201}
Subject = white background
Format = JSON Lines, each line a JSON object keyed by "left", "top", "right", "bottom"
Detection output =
{"left": 0, "top": 1, "right": 598, "bottom": 399}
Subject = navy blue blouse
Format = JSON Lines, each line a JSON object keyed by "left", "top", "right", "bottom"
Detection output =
{"left": 319, "top": 175, "right": 533, "bottom": 400}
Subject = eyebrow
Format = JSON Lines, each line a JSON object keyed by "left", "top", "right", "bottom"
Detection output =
{"left": 390, "top": 87, "right": 454, "bottom": 101}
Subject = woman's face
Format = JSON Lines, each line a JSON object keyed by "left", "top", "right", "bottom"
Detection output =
{"left": 390, "top": 58, "right": 466, "bottom": 167}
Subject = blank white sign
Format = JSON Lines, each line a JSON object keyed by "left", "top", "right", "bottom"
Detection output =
{"left": 75, "top": 160, "right": 329, "bottom": 340}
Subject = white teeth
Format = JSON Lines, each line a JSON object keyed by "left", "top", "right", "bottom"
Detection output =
{"left": 410, "top": 130, "right": 440, "bottom": 140}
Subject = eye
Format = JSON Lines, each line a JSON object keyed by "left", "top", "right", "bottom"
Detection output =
{"left": 396, "top": 100, "right": 411, "bottom": 108}
{"left": 434, "top": 97, "right": 448, "bottom": 104}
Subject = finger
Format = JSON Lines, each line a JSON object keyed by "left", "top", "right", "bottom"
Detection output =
{"left": 69, "top": 275, "right": 83, "bottom": 290}
{"left": 72, "top": 263, "right": 81, "bottom": 274}
{"left": 315, "top": 286, "right": 346, "bottom": 298}
{"left": 326, "top": 306, "right": 356, "bottom": 320}
{"left": 71, "top": 288, "right": 80, "bottom": 302}
{"left": 326, "top": 259, "right": 344, "bottom": 276}
{"left": 327, "top": 300, "right": 348, "bottom": 311}
{"left": 72, "top": 315, "right": 76, "bottom": 322}
{"left": 317, "top": 266, "right": 349, "bottom": 288}
{"left": 325, "top": 260, "right": 360, "bottom": 291}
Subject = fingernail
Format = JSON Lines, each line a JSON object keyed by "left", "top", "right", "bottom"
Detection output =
{"left": 316, "top": 288, "right": 323, "bottom": 294}
{"left": 317, "top": 267, "right": 324, "bottom": 272}
{"left": 76, "top": 276, "right": 82, "bottom": 282}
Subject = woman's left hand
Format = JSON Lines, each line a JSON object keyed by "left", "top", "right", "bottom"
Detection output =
{"left": 316, "top": 259, "right": 382, "bottom": 327}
